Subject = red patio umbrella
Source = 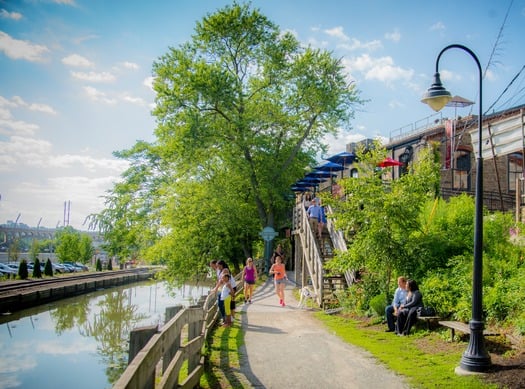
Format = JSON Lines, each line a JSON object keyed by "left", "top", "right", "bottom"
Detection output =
{"left": 378, "top": 157, "right": 404, "bottom": 167}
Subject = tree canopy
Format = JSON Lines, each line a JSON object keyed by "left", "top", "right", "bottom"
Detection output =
{"left": 92, "top": 2, "right": 363, "bottom": 282}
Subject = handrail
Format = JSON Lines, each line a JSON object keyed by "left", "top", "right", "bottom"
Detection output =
{"left": 114, "top": 274, "right": 244, "bottom": 389}
{"left": 325, "top": 205, "right": 355, "bottom": 285}
{"left": 295, "top": 202, "right": 324, "bottom": 306}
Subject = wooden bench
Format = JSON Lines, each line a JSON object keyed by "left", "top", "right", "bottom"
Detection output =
{"left": 417, "top": 316, "right": 440, "bottom": 330}
{"left": 438, "top": 320, "right": 500, "bottom": 341}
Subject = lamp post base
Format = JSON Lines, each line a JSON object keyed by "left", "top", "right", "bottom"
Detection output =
{"left": 459, "top": 320, "right": 492, "bottom": 373}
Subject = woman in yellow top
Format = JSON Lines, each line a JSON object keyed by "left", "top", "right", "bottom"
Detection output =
{"left": 269, "top": 255, "right": 288, "bottom": 306}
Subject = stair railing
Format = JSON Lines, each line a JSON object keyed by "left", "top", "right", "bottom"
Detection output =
{"left": 325, "top": 205, "right": 356, "bottom": 286}
{"left": 295, "top": 202, "right": 324, "bottom": 306}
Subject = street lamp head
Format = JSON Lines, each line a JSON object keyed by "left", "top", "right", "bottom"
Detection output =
{"left": 421, "top": 72, "right": 452, "bottom": 111}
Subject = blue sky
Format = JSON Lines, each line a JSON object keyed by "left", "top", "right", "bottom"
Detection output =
{"left": 1, "top": 0, "right": 524, "bottom": 230}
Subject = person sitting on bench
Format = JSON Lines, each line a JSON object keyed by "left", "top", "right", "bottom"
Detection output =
{"left": 396, "top": 279, "right": 423, "bottom": 336}
{"left": 385, "top": 276, "right": 407, "bottom": 332}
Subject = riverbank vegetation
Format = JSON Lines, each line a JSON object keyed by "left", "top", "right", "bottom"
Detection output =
{"left": 324, "top": 141, "right": 525, "bottom": 337}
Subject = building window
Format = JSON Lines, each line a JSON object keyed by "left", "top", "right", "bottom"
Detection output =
{"left": 453, "top": 150, "right": 471, "bottom": 190}
{"left": 508, "top": 152, "right": 523, "bottom": 192}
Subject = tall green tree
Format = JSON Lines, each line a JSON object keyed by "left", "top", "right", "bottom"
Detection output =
{"left": 55, "top": 227, "right": 81, "bottom": 263}
{"left": 78, "top": 234, "right": 95, "bottom": 265}
{"left": 93, "top": 2, "right": 362, "bottom": 282}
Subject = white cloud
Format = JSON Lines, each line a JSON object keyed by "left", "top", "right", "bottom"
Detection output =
{"left": 0, "top": 9, "right": 23, "bottom": 20}
{"left": 0, "top": 95, "right": 57, "bottom": 115}
{"left": 53, "top": 0, "right": 77, "bottom": 5}
{"left": 0, "top": 31, "right": 49, "bottom": 62}
{"left": 484, "top": 68, "right": 496, "bottom": 82}
{"left": 71, "top": 71, "right": 115, "bottom": 82}
{"left": 72, "top": 34, "right": 99, "bottom": 45}
{"left": 62, "top": 54, "right": 94, "bottom": 67}
{"left": 324, "top": 26, "right": 349, "bottom": 41}
{"left": 0, "top": 117, "right": 39, "bottom": 136}
{"left": 430, "top": 21, "right": 446, "bottom": 32}
{"left": 344, "top": 54, "right": 414, "bottom": 83}
{"left": 143, "top": 76, "right": 154, "bottom": 90}
{"left": 338, "top": 38, "right": 382, "bottom": 52}
{"left": 83, "top": 86, "right": 117, "bottom": 104}
{"left": 439, "top": 69, "right": 460, "bottom": 82}
{"left": 122, "top": 94, "right": 146, "bottom": 105}
{"left": 122, "top": 61, "right": 139, "bottom": 70}
{"left": 0, "top": 136, "right": 51, "bottom": 170}
{"left": 29, "top": 103, "right": 57, "bottom": 115}
{"left": 384, "top": 29, "right": 401, "bottom": 43}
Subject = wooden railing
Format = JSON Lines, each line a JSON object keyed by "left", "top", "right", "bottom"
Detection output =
{"left": 325, "top": 205, "right": 355, "bottom": 286}
{"left": 114, "top": 275, "right": 244, "bottom": 389}
{"left": 294, "top": 203, "right": 324, "bottom": 306}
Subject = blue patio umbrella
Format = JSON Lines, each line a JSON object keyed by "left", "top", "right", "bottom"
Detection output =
{"left": 313, "top": 161, "right": 343, "bottom": 193}
{"left": 326, "top": 151, "right": 356, "bottom": 165}
{"left": 298, "top": 176, "right": 326, "bottom": 195}
{"left": 299, "top": 177, "right": 326, "bottom": 183}
{"left": 306, "top": 170, "right": 336, "bottom": 178}
{"left": 326, "top": 151, "right": 356, "bottom": 178}
{"left": 314, "top": 161, "right": 344, "bottom": 172}
{"left": 290, "top": 186, "right": 309, "bottom": 192}
{"left": 293, "top": 182, "right": 315, "bottom": 187}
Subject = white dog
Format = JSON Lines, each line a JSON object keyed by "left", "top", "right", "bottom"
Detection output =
{"left": 297, "top": 286, "right": 316, "bottom": 309}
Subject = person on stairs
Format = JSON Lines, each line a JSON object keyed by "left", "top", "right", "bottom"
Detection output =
{"left": 307, "top": 199, "right": 322, "bottom": 240}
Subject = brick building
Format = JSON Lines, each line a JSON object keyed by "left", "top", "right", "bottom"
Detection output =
{"left": 383, "top": 104, "right": 525, "bottom": 215}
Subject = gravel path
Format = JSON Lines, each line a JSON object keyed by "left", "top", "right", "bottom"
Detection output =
{"left": 237, "top": 272, "right": 409, "bottom": 389}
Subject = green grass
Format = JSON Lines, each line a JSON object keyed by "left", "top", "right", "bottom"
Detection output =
{"left": 201, "top": 283, "right": 500, "bottom": 388}
{"left": 316, "top": 313, "right": 499, "bottom": 389}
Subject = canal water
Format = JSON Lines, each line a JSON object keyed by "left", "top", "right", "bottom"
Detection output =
{"left": 0, "top": 280, "right": 211, "bottom": 389}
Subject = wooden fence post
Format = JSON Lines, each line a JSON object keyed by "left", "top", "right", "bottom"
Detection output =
{"left": 163, "top": 305, "right": 184, "bottom": 373}
{"left": 187, "top": 306, "right": 204, "bottom": 373}
{"left": 128, "top": 324, "right": 158, "bottom": 388}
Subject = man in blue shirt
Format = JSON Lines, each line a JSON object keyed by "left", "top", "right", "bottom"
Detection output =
{"left": 306, "top": 200, "right": 322, "bottom": 239}
{"left": 385, "top": 276, "right": 408, "bottom": 332}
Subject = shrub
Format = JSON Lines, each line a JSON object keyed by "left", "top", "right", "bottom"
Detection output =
{"left": 107, "top": 260, "right": 113, "bottom": 271}
{"left": 96, "top": 258, "right": 102, "bottom": 271}
{"left": 44, "top": 258, "right": 53, "bottom": 276}
{"left": 369, "top": 294, "right": 387, "bottom": 317}
{"left": 18, "top": 260, "right": 28, "bottom": 280}
{"left": 32, "top": 258, "right": 42, "bottom": 278}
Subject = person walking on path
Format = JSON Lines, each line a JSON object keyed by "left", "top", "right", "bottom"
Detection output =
{"left": 242, "top": 257, "right": 258, "bottom": 304}
{"left": 269, "top": 255, "right": 288, "bottom": 306}
{"left": 239, "top": 271, "right": 409, "bottom": 388}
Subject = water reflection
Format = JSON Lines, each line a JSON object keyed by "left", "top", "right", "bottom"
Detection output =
{"left": 0, "top": 280, "right": 210, "bottom": 389}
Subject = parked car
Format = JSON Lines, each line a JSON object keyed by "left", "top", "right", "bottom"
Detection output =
{"left": 51, "top": 263, "right": 66, "bottom": 273}
{"left": 0, "top": 263, "right": 17, "bottom": 277}
{"left": 74, "top": 263, "right": 89, "bottom": 271}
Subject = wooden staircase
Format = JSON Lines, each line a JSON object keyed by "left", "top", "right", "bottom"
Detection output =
{"left": 292, "top": 201, "right": 349, "bottom": 308}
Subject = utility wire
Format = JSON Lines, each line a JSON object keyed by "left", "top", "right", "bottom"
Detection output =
{"left": 484, "top": 64, "right": 525, "bottom": 114}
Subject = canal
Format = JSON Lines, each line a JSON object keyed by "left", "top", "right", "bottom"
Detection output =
{"left": 0, "top": 279, "right": 211, "bottom": 389}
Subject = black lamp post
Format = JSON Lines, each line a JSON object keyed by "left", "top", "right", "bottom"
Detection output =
{"left": 421, "top": 44, "right": 491, "bottom": 372}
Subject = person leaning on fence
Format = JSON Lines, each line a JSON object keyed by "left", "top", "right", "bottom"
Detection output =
{"left": 395, "top": 279, "right": 423, "bottom": 336}
{"left": 212, "top": 272, "right": 234, "bottom": 327}
{"left": 385, "top": 276, "right": 408, "bottom": 332}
